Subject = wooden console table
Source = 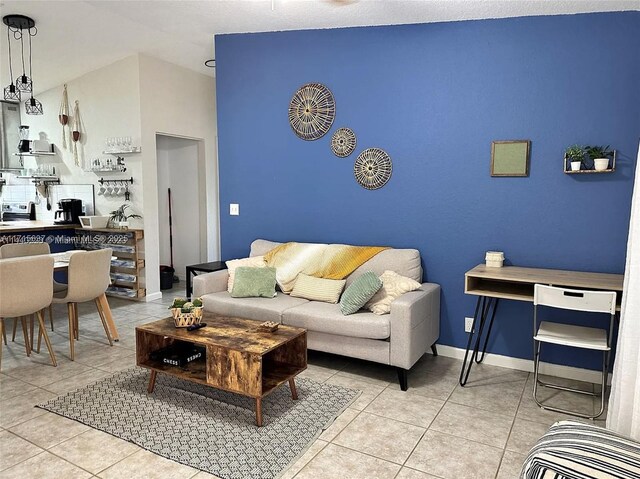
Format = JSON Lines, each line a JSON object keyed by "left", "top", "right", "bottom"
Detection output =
{"left": 460, "top": 264, "right": 624, "bottom": 386}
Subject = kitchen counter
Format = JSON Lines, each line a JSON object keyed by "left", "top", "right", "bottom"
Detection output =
{"left": 0, "top": 220, "right": 78, "bottom": 233}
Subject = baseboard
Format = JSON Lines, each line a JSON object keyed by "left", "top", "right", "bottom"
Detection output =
{"left": 433, "top": 344, "right": 610, "bottom": 385}
{"left": 144, "top": 291, "right": 163, "bottom": 302}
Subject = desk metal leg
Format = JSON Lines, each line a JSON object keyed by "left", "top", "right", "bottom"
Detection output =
{"left": 459, "top": 296, "right": 499, "bottom": 387}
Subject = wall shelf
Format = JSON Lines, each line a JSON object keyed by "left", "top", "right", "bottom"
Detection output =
{"left": 16, "top": 175, "right": 60, "bottom": 181}
{"left": 564, "top": 149, "right": 616, "bottom": 174}
{"left": 102, "top": 148, "right": 141, "bottom": 155}
{"left": 565, "top": 168, "right": 615, "bottom": 175}
{"left": 13, "top": 151, "right": 56, "bottom": 157}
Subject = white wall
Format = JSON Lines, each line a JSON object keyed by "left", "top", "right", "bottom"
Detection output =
{"left": 156, "top": 135, "right": 202, "bottom": 280}
{"left": 138, "top": 54, "right": 218, "bottom": 298}
{"left": 2, "top": 53, "right": 218, "bottom": 300}
{"left": 12, "top": 55, "right": 144, "bottom": 225}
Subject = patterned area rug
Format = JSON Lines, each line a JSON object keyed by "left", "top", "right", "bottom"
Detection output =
{"left": 38, "top": 368, "right": 359, "bottom": 479}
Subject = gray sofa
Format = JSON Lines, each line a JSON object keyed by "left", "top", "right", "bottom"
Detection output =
{"left": 192, "top": 239, "right": 441, "bottom": 390}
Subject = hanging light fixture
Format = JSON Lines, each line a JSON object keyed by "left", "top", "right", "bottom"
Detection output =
{"left": 24, "top": 25, "right": 42, "bottom": 115}
{"left": 2, "top": 16, "right": 21, "bottom": 102}
{"left": 2, "top": 15, "right": 42, "bottom": 115}
{"left": 15, "top": 26, "right": 33, "bottom": 93}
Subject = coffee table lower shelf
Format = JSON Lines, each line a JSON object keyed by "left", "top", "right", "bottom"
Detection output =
{"left": 139, "top": 360, "right": 303, "bottom": 426}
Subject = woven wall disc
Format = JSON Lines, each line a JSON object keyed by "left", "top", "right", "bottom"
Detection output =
{"left": 354, "top": 148, "right": 393, "bottom": 190}
{"left": 288, "top": 83, "right": 336, "bottom": 141}
{"left": 331, "top": 128, "right": 356, "bottom": 157}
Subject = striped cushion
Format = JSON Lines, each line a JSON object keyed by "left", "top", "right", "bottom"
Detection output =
{"left": 522, "top": 421, "right": 640, "bottom": 479}
{"left": 340, "top": 271, "right": 383, "bottom": 315}
{"left": 290, "top": 274, "right": 346, "bottom": 304}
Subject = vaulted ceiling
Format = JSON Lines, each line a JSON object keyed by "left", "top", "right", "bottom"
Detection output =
{"left": 1, "top": 0, "right": 637, "bottom": 93}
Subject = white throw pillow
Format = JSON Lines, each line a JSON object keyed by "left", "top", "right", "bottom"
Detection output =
{"left": 225, "top": 256, "right": 266, "bottom": 293}
{"left": 365, "top": 270, "right": 421, "bottom": 315}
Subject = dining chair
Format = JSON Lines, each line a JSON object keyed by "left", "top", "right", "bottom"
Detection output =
{"left": 0, "top": 242, "right": 65, "bottom": 338}
{"left": 533, "top": 284, "right": 616, "bottom": 419}
{"left": 0, "top": 255, "right": 57, "bottom": 369}
{"left": 50, "top": 248, "right": 114, "bottom": 360}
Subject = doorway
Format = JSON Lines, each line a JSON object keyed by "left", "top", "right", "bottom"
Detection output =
{"left": 156, "top": 134, "right": 204, "bottom": 282}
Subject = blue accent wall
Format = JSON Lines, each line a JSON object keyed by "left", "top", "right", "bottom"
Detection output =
{"left": 215, "top": 12, "right": 640, "bottom": 369}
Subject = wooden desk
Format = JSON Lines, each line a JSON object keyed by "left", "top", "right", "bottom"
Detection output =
{"left": 460, "top": 264, "right": 624, "bottom": 386}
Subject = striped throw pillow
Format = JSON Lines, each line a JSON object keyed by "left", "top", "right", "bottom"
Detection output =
{"left": 290, "top": 274, "right": 346, "bottom": 304}
{"left": 340, "top": 272, "right": 383, "bottom": 315}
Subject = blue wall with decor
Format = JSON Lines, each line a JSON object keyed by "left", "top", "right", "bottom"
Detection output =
{"left": 215, "top": 12, "right": 640, "bottom": 370}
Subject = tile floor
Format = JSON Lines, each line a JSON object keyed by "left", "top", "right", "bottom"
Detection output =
{"left": 0, "top": 286, "right": 609, "bottom": 479}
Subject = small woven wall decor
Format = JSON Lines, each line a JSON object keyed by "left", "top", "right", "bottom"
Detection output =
{"left": 331, "top": 127, "right": 356, "bottom": 157}
{"left": 288, "top": 83, "right": 335, "bottom": 141}
{"left": 354, "top": 148, "right": 393, "bottom": 190}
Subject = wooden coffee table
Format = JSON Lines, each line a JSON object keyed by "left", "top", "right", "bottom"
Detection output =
{"left": 135, "top": 314, "right": 307, "bottom": 426}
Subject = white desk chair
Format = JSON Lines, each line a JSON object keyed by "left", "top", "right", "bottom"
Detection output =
{"left": 533, "top": 284, "right": 616, "bottom": 419}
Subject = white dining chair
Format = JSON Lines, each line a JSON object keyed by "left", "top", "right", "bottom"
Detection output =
{"left": 0, "top": 255, "right": 57, "bottom": 369}
{"left": 0, "top": 242, "right": 65, "bottom": 340}
{"left": 49, "top": 248, "right": 114, "bottom": 360}
{"left": 533, "top": 284, "right": 616, "bottom": 419}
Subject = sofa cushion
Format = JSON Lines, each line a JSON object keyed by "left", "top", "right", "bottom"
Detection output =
{"left": 291, "top": 274, "right": 346, "bottom": 303}
{"left": 225, "top": 256, "right": 266, "bottom": 292}
{"left": 282, "top": 302, "right": 390, "bottom": 340}
{"left": 250, "top": 239, "right": 282, "bottom": 257}
{"left": 230, "top": 267, "right": 277, "bottom": 298}
{"left": 340, "top": 271, "right": 383, "bottom": 315}
{"left": 346, "top": 248, "right": 422, "bottom": 288}
{"left": 366, "top": 270, "right": 422, "bottom": 315}
{"left": 201, "top": 291, "right": 308, "bottom": 323}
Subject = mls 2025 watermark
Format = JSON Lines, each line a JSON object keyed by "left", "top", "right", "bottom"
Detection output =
{"left": 0, "top": 234, "right": 130, "bottom": 245}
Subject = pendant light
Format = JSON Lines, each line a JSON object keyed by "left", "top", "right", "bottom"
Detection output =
{"left": 3, "top": 18, "right": 20, "bottom": 102}
{"left": 2, "top": 15, "right": 42, "bottom": 115}
{"left": 24, "top": 26, "right": 42, "bottom": 115}
{"left": 15, "top": 28, "right": 33, "bottom": 93}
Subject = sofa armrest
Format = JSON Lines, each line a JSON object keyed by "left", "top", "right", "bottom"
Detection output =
{"left": 389, "top": 283, "right": 441, "bottom": 369}
{"left": 192, "top": 270, "right": 229, "bottom": 297}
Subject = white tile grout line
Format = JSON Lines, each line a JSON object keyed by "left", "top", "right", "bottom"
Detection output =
{"left": 494, "top": 372, "right": 531, "bottom": 479}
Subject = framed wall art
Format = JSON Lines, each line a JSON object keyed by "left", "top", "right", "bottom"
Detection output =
{"left": 490, "top": 140, "right": 531, "bottom": 177}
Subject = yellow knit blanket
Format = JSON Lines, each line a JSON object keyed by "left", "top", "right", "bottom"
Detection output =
{"left": 264, "top": 242, "right": 388, "bottom": 293}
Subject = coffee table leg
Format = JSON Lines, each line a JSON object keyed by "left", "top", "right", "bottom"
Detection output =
{"left": 255, "top": 397, "right": 263, "bottom": 427}
{"left": 289, "top": 378, "right": 298, "bottom": 400}
{"left": 147, "top": 371, "right": 157, "bottom": 393}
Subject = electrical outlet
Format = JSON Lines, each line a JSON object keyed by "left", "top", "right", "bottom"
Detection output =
{"left": 229, "top": 203, "right": 239, "bottom": 216}
{"left": 465, "top": 317, "right": 474, "bottom": 333}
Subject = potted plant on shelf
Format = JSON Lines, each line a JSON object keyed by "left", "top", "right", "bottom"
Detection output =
{"left": 109, "top": 204, "right": 142, "bottom": 229}
{"left": 585, "top": 145, "right": 613, "bottom": 171}
{"left": 565, "top": 145, "right": 585, "bottom": 172}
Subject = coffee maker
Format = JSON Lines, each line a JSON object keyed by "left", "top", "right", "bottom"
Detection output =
{"left": 54, "top": 198, "right": 84, "bottom": 224}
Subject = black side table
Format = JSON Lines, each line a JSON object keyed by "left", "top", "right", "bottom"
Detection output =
{"left": 186, "top": 261, "right": 226, "bottom": 299}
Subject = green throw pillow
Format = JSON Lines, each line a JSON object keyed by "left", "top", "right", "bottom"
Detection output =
{"left": 340, "top": 271, "right": 383, "bottom": 315}
{"left": 230, "top": 267, "right": 277, "bottom": 298}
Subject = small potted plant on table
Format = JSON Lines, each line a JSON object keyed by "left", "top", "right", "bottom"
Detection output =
{"left": 565, "top": 145, "right": 585, "bottom": 172}
{"left": 109, "top": 204, "right": 142, "bottom": 229}
{"left": 585, "top": 145, "right": 613, "bottom": 171}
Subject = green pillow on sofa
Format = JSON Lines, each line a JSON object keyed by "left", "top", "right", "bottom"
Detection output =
{"left": 230, "top": 267, "right": 277, "bottom": 298}
{"left": 340, "top": 271, "right": 383, "bottom": 315}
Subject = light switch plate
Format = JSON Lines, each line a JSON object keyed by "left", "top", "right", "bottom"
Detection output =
{"left": 229, "top": 203, "right": 239, "bottom": 216}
